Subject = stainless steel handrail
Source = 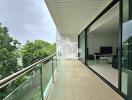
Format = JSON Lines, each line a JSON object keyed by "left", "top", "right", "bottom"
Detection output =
{"left": 0, "top": 53, "right": 56, "bottom": 89}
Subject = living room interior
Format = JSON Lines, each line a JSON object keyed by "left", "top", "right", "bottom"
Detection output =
{"left": 87, "top": 3, "right": 119, "bottom": 87}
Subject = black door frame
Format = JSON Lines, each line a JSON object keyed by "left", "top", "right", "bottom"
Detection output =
{"left": 118, "top": 0, "right": 123, "bottom": 92}
{"left": 78, "top": 0, "right": 126, "bottom": 99}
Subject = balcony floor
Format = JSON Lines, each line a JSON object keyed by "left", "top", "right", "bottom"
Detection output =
{"left": 48, "top": 60, "right": 123, "bottom": 100}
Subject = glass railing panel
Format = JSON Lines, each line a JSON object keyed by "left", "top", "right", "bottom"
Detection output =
{"left": 53, "top": 56, "right": 57, "bottom": 71}
{"left": 0, "top": 75, "right": 27, "bottom": 100}
{"left": 42, "top": 60, "right": 52, "bottom": 91}
{"left": 42, "top": 57, "right": 58, "bottom": 99}
{"left": 3, "top": 64, "right": 41, "bottom": 100}
{"left": 0, "top": 54, "right": 56, "bottom": 100}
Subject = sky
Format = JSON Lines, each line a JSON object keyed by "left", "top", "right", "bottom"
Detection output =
{"left": 0, "top": 0, "right": 56, "bottom": 44}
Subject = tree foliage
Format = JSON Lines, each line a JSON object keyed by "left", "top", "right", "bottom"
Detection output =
{"left": 0, "top": 23, "right": 56, "bottom": 99}
{"left": 21, "top": 40, "right": 56, "bottom": 67}
{"left": 0, "top": 23, "right": 21, "bottom": 78}
{"left": 0, "top": 23, "right": 21, "bottom": 99}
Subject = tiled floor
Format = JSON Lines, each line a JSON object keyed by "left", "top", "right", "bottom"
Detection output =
{"left": 47, "top": 60, "right": 123, "bottom": 100}
{"left": 87, "top": 60, "right": 118, "bottom": 87}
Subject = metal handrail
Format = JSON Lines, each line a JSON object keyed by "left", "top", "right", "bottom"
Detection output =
{"left": 0, "top": 53, "right": 56, "bottom": 89}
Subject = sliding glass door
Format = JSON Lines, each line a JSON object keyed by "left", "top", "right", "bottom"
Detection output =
{"left": 78, "top": 31, "right": 86, "bottom": 63}
{"left": 121, "top": 0, "right": 132, "bottom": 98}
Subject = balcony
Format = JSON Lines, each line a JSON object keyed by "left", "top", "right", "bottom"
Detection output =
{"left": 0, "top": 54, "right": 123, "bottom": 100}
{"left": 48, "top": 60, "right": 123, "bottom": 100}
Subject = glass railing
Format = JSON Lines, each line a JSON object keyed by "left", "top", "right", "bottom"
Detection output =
{"left": 0, "top": 54, "right": 58, "bottom": 100}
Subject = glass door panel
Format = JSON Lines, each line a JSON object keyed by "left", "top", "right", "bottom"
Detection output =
{"left": 121, "top": 0, "right": 132, "bottom": 98}
{"left": 78, "top": 31, "right": 86, "bottom": 63}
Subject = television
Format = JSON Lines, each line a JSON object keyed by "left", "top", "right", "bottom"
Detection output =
{"left": 100, "top": 47, "right": 112, "bottom": 54}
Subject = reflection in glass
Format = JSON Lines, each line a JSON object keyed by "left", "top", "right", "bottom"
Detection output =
{"left": 78, "top": 31, "right": 86, "bottom": 63}
{"left": 87, "top": 3, "right": 119, "bottom": 88}
{"left": 121, "top": 0, "right": 132, "bottom": 98}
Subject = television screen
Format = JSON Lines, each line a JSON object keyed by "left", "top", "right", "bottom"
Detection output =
{"left": 100, "top": 47, "right": 112, "bottom": 54}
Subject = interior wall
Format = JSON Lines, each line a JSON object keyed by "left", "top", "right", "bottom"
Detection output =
{"left": 87, "top": 14, "right": 119, "bottom": 55}
{"left": 87, "top": 31, "right": 119, "bottom": 55}
{"left": 86, "top": 2, "right": 119, "bottom": 55}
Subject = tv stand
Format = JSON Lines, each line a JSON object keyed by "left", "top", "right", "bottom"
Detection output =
{"left": 94, "top": 54, "right": 114, "bottom": 62}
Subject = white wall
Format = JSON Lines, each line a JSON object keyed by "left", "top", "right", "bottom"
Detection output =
{"left": 87, "top": 32, "right": 119, "bottom": 55}
{"left": 86, "top": 2, "right": 119, "bottom": 55}
{"left": 87, "top": 14, "right": 119, "bottom": 55}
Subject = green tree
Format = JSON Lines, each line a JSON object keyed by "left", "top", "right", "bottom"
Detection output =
{"left": 21, "top": 40, "right": 56, "bottom": 67}
{"left": 0, "top": 23, "right": 21, "bottom": 99}
{"left": 0, "top": 23, "right": 21, "bottom": 78}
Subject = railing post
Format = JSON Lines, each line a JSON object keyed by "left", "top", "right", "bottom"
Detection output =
{"left": 52, "top": 58, "right": 54, "bottom": 83}
{"left": 40, "top": 63, "right": 44, "bottom": 100}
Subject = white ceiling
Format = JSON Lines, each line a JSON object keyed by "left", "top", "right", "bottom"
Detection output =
{"left": 44, "top": 0, "right": 113, "bottom": 41}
